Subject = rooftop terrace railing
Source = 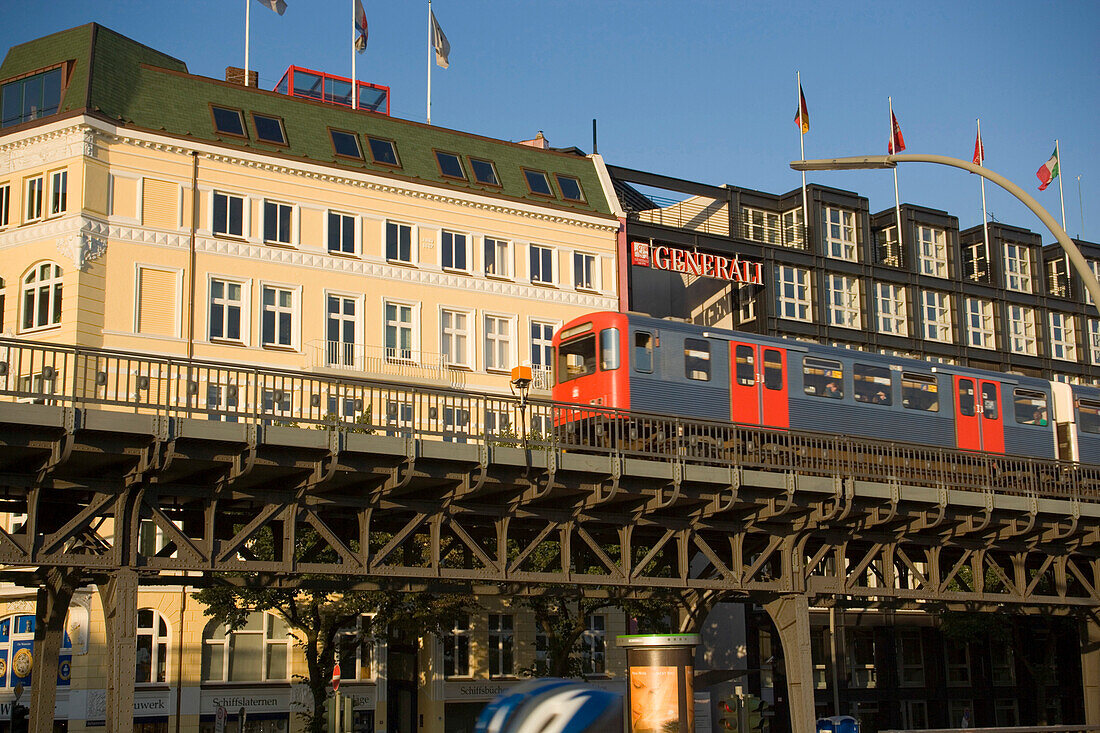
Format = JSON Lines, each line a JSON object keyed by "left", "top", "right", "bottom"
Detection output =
{"left": 1, "top": 337, "right": 1097, "bottom": 502}
{"left": 628, "top": 194, "right": 810, "bottom": 250}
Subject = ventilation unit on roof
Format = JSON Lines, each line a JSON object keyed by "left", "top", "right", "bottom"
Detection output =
{"left": 273, "top": 66, "right": 390, "bottom": 116}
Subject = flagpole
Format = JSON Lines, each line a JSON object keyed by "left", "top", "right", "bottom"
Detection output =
{"left": 890, "top": 97, "right": 903, "bottom": 252}
{"left": 427, "top": 0, "right": 432, "bottom": 125}
{"left": 797, "top": 71, "right": 808, "bottom": 246}
{"left": 351, "top": 0, "right": 358, "bottom": 109}
{"left": 1056, "top": 139, "right": 1067, "bottom": 231}
{"left": 244, "top": 0, "right": 251, "bottom": 87}
{"left": 977, "top": 118, "right": 989, "bottom": 259}
{"left": 1079, "top": 176, "right": 1085, "bottom": 238}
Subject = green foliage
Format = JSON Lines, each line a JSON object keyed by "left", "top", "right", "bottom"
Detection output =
{"left": 315, "top": 407, "right": 375, "bottom": 433}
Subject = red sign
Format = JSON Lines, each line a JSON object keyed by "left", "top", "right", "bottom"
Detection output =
{"left": 332, "top": 663, "right": 341, "bottom": 692}
{"left": 630, "top": 242, "right": 763, "bottom": 285}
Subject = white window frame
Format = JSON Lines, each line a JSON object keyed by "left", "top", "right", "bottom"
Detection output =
{"left": 208, "top": 275, "right": 250, "bottom": 345}
{"left": 440, "top": 307, "right": 473, "bottom": 368}
{"left": 484, "top": 237, "right": 511, "bottom": 279}
{"left": 484, "top": 312, "right": 516, "bottom": 372}
{"left": 211, "top": 190, "right": 247, "bottom": 239}
{"left": 335, "top": 614, "right": 376, "bottom": 682}
{"left": 742, "top": 207, "right": 781, "bottom": 245}
{"left": 875, "top": 282, "right": 908, "bottom": 336}
{"left": 1049, "top": 312, "right": 1078, "bottom": 362}
{"left": 782, "top": 208, "right": 804, "bottom": 248}
{"left": 259, "top": 283, "right": 298, "bottom": 349}
{"left": 0, "top": 182, "right": 10, "bottom": 228}
{"left": 918, "top": 226, "right": 948, "bottom": 278}
{"left": 488, "top": 614, "right": 515, "bottom": 679}
{"left": 262, "top": 199, "right": 295, "bottom": 245}
{"left": 775, "top": 265, "right": 812, "bottom": 322}
{"left": 966, "top": 297, "right": 996, "bottom": 349}
{"left": 384, "top": 299, "right": 419, "bottom": 362}
{"left": 1004, "top": 242, "right": 1032, "bottom": 293}
{"left": 385, "top": 220, "right": 416, "bottom": 264}
{"left": 1087, "top": 260, "right": 1100, "bottom": 305}
{"left": 1089, "top": 319, "right": 1100, "bottom": 366}
{"left": 824, "top": 207, "right": 857, "bottom": 261}
{"left": 443, "top": 615, "right": 471, "bottom": 678}
{"left": 573, "top": 251, "right": 599, "bottom": 291}
{"left": 48, "top": 169, "right": 67, "bottom": 217}
{"left": 441, "top": 229, "right": 470, "bottom": 272}
{"left": 896, "top": 630, "right": 924, "bottom": 687}
{"left": 136, "top": 609, "right": 170, "bottom": 685}
{"left": 325, "top": 291, "right": 361, "bottom": 368}
{"left": 826, "top": 274, "right": 861, "bottom": 328}
{"left": 20, "top": 261, "right": 63, "bottom": 332}
{"left": 1007, "top": 304, "right": 1038, "bottom": 355}
{"left": 530, "top": 243, "right": 555, "bottom": 285}
{"left": 582, "top": 614, "right": 607, "bottom": 676}
{"left": 530, "top": 319, "right": 558, "bottom": 389}
{"left": 921, "top": 290, "right": 952, "bottom": 343}
{"left": 326, "top": 210, "right": 358, "bottom": 255}
{"left": 878, "top": 225, "right": 903, "bottom": 267}
{"left": 201, "top": 612, "right": 291, "bottom": 682}
{"left": 24, "top": 175, "right": 43, "bottom": 223}
{"left": 945, "top": 643, "right": 971, "bottom": 687}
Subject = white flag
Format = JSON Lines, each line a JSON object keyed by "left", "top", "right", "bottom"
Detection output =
{"left": 430, "top": 9, "right": 450, "bottom": 68}
{"left": 255, "top": 0, "right": 287, "bottom": 15}
{"left": 354, "top": 0, "right": 368, "bottom": 53}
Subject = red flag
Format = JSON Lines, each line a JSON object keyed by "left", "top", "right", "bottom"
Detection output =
{"left": 973, "top": 128, "right": 984, "bottom": 165}
{"left": 888, "top": 112, "right": 906, "bottom": 154}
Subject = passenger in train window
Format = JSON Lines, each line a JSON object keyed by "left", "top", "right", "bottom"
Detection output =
{"left": 872, "top": 390, "right": 889, "bottom": 405}
{"left": 824, "top": 381, "right": 841, "bottom": 399}
{"left": 1033, "top": 408, "right": 1048, "bottom": 426}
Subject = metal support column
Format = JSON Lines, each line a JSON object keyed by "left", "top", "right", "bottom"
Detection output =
{"left": 99, "top": 568, "right": 139, "bottom": 732}
{"left": 29, "top": 568, "right": 76, "bottom": 733}
{"left": 764, "top": 594, "right": 817, "bottom": 733}
{"left": 1084, "top": 610, "right": 1100, "bottom": 724}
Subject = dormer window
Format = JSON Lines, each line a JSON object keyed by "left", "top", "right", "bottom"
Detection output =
{"left": 367, "top": 137, "right": 400, "bottom": 166}
{"left": 435, "top": 151, "right": 466, "bottom": 180}
{"left": 555, "top": 174, "right": 584, "bottom": 202}
{"left": 210, "top": 106, "right": 247, "bottom": 138}
{"left": 330, "top": 128, "right": 363, "bottom": 159}
{"left": 252, "top": 113, "right": 287, "bottom": 145}
{"left": 470, "top": 158, "right": 499, "bottom": 186}
{"left": 1, "top": 66, "right": 63, "bottom": 128}
{"left": 522, "top": 169, "right": 553, "bottom": 197}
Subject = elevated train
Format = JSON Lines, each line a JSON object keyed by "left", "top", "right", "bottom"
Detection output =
{"left": 550, "top": 311, "right": 1100, "bottom": 465}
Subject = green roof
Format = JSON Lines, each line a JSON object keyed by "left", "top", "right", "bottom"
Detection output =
{"left": 0, "top": 24, "right": 614, "bottom": 218}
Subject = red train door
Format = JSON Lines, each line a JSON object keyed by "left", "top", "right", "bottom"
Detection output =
{"left": 730, "top": 342, "right": 789, "bottom": 428}
{"left": 954, "top": 376, "right": 1005, "bottom": 452}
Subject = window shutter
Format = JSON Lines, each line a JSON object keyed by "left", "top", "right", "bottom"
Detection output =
{"left": 142, "top": 179, "right": 178, "bottom": 230}
{"left": 137, "top": 268, "right": 177, "bottom": 336}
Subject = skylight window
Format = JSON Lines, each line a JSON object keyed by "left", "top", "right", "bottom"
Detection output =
{"left": 435, "top": 151, "right": 466, "bottom": 180}
{"left": 367, "top": 137, "right": 400, "bottom": 166}
{"left": 523, "top": 169, "right": 554, "bottom": 197}
{"left": 555, "top": 174, "right": 585, "bottom": 202}
{"left": 470, "top": 158, "right": 500, "bottom": 186}
{"left": 211, "top": 106, "right": 247, "bottom": 137}
{"left": 252, "top": 113, "right": 287, "bottom": 145}
{"left": 329, "top": 129, "right": 362, "bottom": 159}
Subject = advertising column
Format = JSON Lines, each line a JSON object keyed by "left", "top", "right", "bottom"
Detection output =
{"left": 617, "top": 634, "right": 700, "bottom": 733}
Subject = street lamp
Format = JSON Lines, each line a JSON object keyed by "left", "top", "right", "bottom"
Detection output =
{"left": 790, "top": 153, "right": 1100, "bottom": 314}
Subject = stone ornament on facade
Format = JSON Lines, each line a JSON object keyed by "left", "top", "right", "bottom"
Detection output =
{"left": 56, "top": 231, "right": 108, "bottom": 271}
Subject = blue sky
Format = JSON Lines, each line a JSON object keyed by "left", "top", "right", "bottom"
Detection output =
{"left": 3, "top": 0, "right": 1097, "bottom": 241}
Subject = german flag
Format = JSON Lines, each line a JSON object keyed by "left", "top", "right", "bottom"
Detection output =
{"left": 795, "top": 84, "right": 809, "bottom": 134}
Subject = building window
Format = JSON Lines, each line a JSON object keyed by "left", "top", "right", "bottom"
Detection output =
{"left": 738, "top": 284, "right": 757, "bottom": 324}
{"left": 136, "top": 609, "right": 169, "bottom": 684}
{"left": 775, "top": 266, "right": 812, "bottom": 322}
{"left": 742, "top": 207, "right": 780, "bottom": 245}
{"left": 441, "top": 309, "right": 471, "bottom": 367}
{"left": 574, "top": 252, "right": 598, "bottom": 290}
{"left": 484, "top": 237, "right": 510, "bottom": 278}
{"left": 826, "top": 274, "right": 861, "bottom": 329}
{"left": 136, "top": 267, "right": 179, "bottom": 337}
{"left": 921, "top": 290, "right": 952, "bottom": 343}
{"left": 523, "top": 169, "right": 554, "bottom": 196}
{"left": 212, "top": 191, "right": 245, "bottom": 238}
{"left": 488, "top": 614, "right": 514, "bottom": 678}
{"left": 443, "top": 615, "right": 470, "bottom": 677}
{"left": 1086, "top": 260, "right": 1100, "bottom": 305}
{"left": 48, "top": 170, "right": 67, "bottom": 216}
{"left": 531, "top": 321, "right": 555, "bottom": 388}
{"left": 846, "top": 628, "right": 876, "bottom": 688}
{"left": 442, "top": 230, "right": 469, "bottom": 271}
{"left": 1, "top": 67, "right": 63, "bottom": 128}
{"left": 330, "top": 128, "right": 363, "bottom": 159}
{"left": 582, "top": 615, "right": 606, "bottom": 675}
{"left": 990, "top": 642, "right": 1015, "bottom": 686}
{"left": 966, "top": 297, "right": 996, "bottom": 349}
{"left": 1090, "top": 320, "right": 1100, "bottom": 365}
{"left": 209, "top": 278, "right": 245, "bottom": 342}
{"left": 824, "top": 207, "right": 857, "bottom": 261}
{"left": 21, "top": 262, "right": 62, "bottom": 331}
{"left": 874, "top": 282, "right": 907, "bottom": 336}
{"left": 896, "top": 630, "right": 924, "bottom": 687}
{"left": 201, "top": 612, "right": 290, "bottom": 682}
{"left": 252, "top": 113, "right": 287, "bottom": 145}
{"left": 470, "top": 158, "right": 499, "bottom": 186}
{"left": 262, "top": 200, "right": 293, "bottom": 245}
{"left": 0, "top": 183, "right": 9, "bottom": 227}
{"left": 386, "top": 221, "right": 413, "bottom": 263}
{"left": 326, "top": 294, "right": 358, "bottom": 368}
{"left": 782, "top": 208, "right": 804, "bottom": 249}
{"left": 366, "top": 137, "right": 399, "bottom": 166}
{"left": 327, "top": 211, "right": 356, "bottom": 254}
{"left": 485, "top": 314, "right": 513, "bottom": 371}
{"left": 24, "top": 175, "right": 43, "bottom": 222}
{"left": 0, "top": 614, "right": 73, "bottom": 691}
{"left": 963, "top": 240, "right": 990, "bottom": 283}
{"left": 901, "top": 701, "right": 928, "bottom": 730}
{"left": 261, "top": 285, "right": 295, "bottom": 348}
{"left": 1008, "top": 304, "right": 1037, "bottom": 355}
{"left": 530, "top": 244, "right": 554, "bottom": 284}
{"left": 994, "top": 700, "right": 1019, "bottom": 727}
{"left": 210, "top": 106, "right": 246, "bottom": 137}
{"left": 434, "top": 150, "right": 466, "bottom": 180}
{"left": 875, "top": 225, "right": 903, "bottom": 268}
{"left": 556, "top": 175, "right": 585, "bottom": 202}
{"left": 917, "top": 226, "right": 947, "bottom": 278}
{"left": 385, "top": 301, "right": 416, "bottom": 361}
{"left": 945, "top": 643, "right": 971, "bottom": 686}
{"left": 1004, "top": 242, "right": 1032, "bottom": 292}
{"left": 1050, "top": 312, "right": 1078, "bottom": 361}
{"left": 336, "top": 615, "right": 375, "bottom": 681}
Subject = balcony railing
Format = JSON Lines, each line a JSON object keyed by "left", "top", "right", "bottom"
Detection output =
{"left": 628, "top": 194, "right": 808, "bottom": 249}
{"left": 307, "top": 341, "right": 465, "bottom": 388}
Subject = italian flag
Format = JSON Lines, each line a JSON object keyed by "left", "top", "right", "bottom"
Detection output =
{"left": 1037, "top": 147, "right": 1059, "bottom": 191}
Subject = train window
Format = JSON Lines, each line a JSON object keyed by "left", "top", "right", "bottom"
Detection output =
{"left": 684, "top": 338, "right": 711, "bottom": 381}
{"left": 901, "top": 373, "right": 939, "bottom": 412}
{"left": 981, "top": 383, "right": 999, "bottom": 420}
{"left": 763, "top": 349, "right": 783, "bottom": 391}
{"left": 1013, "top": 389, "right": 1048, "bottom": 426}
{"left": 735, "top": 345, "right": 755, "bottom": 386}
{"left": 854, "top": 363, "right": 892, "bottom": 405}
{"left": 1079, "top": 399, "right": 1100, "bottom": 434}
{"left": 557, "top": 334, "right": 596, "bottom": 383}
{"left": 600, "top": 328, "right": 620, "bottom": 371}
{"left": 634, "top": 332, "right": 653, "bottom": 373}
{"left": 957, "top": 379, "right": 976, "bottom": 417}
{"left": 803, "top": 357, "right": 843, "bottom": 399}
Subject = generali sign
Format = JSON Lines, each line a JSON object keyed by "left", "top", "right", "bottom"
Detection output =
{"left": 631, "top": 241, "right": 763, "bottom": 285}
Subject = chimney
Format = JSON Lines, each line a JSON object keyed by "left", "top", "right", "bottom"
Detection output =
{"left": 225, "top": 66, "right": 259, "bottom": 87}
{"left": 519, "top": 131, "right": 549, "bottom": 149}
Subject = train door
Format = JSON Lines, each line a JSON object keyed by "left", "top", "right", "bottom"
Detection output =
{"left": 730, "top": 342, "right": 789, "bottom": 428}
{"left": 954, "top": 376, "right": 1005, "bottom": 452}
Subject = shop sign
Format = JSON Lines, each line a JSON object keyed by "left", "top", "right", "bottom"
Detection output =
{"left": 631, "top": 241, "right": 763, "bottom": 285}
{"left": 201, "top": 687, "right": 291, "bottom": 715}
